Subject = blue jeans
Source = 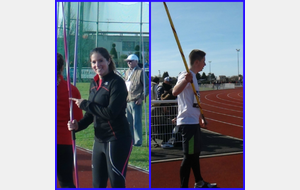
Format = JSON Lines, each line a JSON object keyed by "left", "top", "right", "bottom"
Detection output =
{"left": 126, "top": 101, "right": 142, "bottom": 146}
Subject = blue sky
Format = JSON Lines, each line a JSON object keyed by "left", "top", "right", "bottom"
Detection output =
{"left": 151, "top": 2, "right": 243, "bottom": 78}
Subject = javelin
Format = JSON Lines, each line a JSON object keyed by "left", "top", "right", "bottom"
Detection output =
{"left": 115, "top": 69, "right": 125, "bottom": 80}
{"left": 62, "top": 2, "right": 79, "bottom": 187}
{"left": 140, "top": 2, "right": 148, "bottom": 146}
{"left": 163, "top": 2, "right": 207, "bottom": 125}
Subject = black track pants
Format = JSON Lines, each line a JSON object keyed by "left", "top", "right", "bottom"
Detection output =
{"left": 180, "top": 153, "right": 203, "bottom": 188}
{"left": 57, "top": 144, "right": 76, "bottom": 188}
{"left": 92, "top": 137, "right": 132, "bottom": 188}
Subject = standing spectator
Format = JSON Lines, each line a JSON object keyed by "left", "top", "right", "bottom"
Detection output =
{"left": 172, "top": 49, "right": 216, "bottom": 188}
{"left": 151, "top": 77, "right": 159, "bottom": 100}
{"left": 124, "top": 54, "right": 149, "bottom": 146}
{"left": 110, "top": 43, "right": 118, "bottom": 66}
{"left": 144, "top": 60, "right": 149, "bottom": 68}
{"left": 57, "top": 53, "right": 83, "bottom": 188}
{"left": 68, "top": 47, "right": 132, "bottom": 188}
{"left": 156, "top": 76, "right": 172, "bottom": 100}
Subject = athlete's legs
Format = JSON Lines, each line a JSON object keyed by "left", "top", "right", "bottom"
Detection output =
{"left": 106, "top": 137, "right": 132, "bottom": 188}
{"left": 180, "top": 154, "right": 192, "bottom": 188}
{"left": 180, "top": 124, "right": 203, "bottom": 188}
{"left": 191, "top": 152, "right": 203, "bottom": 183}
{"left": 180, "top": 153, "right": 203, "bottom": 188}
{"left": 57, "top": 144, "right": 75, "bottom": 188}
{"left": 92, "top": 141, "right": 109, "bottom": 188}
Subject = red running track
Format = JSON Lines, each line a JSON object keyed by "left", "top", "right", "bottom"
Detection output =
{"left": 151, "top": 154, "right": 243, "bottom": 188}
{"left": 57, "top": 147, "right": 149, "bottom": 188}
{"left": 201, "top": 88, "right": 244, "bottom": 139}
{"left": 151, "top": 88, "right": 244, "bottom": 188}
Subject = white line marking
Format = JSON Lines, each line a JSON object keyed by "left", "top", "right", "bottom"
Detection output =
{"left": 109, "top": 142, "right": 125, "bottom": 180}
{"left": 203, "top": 109, "right": 243, "bottom": 119}
{"left": 205, "top": 94, "right": 243, "bottom": 108}
{"left": 216, "top": 93, "right": 243, "bottom": 105}
{"left": 227, "top": 93, "right": 243, "bottom": 101}
{"left": 151, "top": 151, "right": 243, "bottom": 163}
{"left": 206, "top": 117, "right": 243, "bottom": 127}
{"left": 201, "top": 128, "right": 243, "bottom": 141}
{"left": 202, "top": 103, "right": 243, "bottom": 113}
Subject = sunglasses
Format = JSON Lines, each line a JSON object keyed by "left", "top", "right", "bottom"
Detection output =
{"left": 127, "top": 60, "right": 135, "bottom": 63}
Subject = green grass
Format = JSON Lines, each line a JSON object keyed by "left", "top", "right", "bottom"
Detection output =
{"left": 75, "top": 82, "right": 149, "bottom": 172}
{"left": 199, "top": 86, "right": 214, "bottom": 91}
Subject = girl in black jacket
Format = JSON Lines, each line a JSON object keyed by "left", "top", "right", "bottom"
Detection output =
{"left": 68, "top": 47, "right": 132, "bottom": 188}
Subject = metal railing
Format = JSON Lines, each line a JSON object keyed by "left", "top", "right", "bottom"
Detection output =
{"left": 151, "top": 100, "right": 182, "bottom": 148}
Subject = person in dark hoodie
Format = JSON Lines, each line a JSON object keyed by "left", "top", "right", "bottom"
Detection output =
{"left": 157, "top": 76, "right": 172, "bottom": 100}
{"left": 68, "top": 47, "right": 132, "bottom": 188}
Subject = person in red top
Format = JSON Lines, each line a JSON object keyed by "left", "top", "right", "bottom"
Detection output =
{"left": 57, "top": 53, "right": 83, "bottom": 188}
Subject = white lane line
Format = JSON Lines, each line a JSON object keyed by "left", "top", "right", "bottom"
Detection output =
{"left": 151, "top": 151, "right": 243, "bottom": 164}
{"left": 216, "top": 93, "right": 243, "bottom": 105}
{"left": 201, "top": 128, "right": 243, "bottom": 141}
{"left": 202, "top": 103, "right": 243, "bottom": 113}
{"left": 206, "top": 117, "right": 243, "bottom": 128}
{"left": 227, "top": 93, "right": 243, "bottom": 101}
{"left": 203, "top": 109, "right": 243, "bottom": 119}
{"left": 205, "top": 94, "right": 243, "bottom": 108}
{"left": 238, "top": 92, "right": 243, "bottom": 97}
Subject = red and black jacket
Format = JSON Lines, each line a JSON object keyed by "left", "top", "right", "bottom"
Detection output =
{"left": 77, "top": 71, "right": 131, "bottom": 142}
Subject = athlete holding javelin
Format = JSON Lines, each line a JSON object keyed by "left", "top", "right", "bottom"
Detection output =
{"left": 173, "top": 49, "right": 216, "bottom": 188}
{"left": 68, "top": 47, "right": 132, "bottom": 188}
{"left": 57, "top": 53, "right": 83, "bottom": 188}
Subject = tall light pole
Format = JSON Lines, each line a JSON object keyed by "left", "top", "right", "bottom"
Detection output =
{"left": 236, "top": 49, "right": 240, "bottom": 82}
{"left": 209, "top": 61, "right": 212, "bottom": 84}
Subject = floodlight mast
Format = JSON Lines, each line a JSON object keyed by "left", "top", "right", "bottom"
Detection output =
{"left": 236, "top": 49, "right": 240, "bottom": 81}
{"left": 209, "top": 61, "right": 212, "bottom": 84}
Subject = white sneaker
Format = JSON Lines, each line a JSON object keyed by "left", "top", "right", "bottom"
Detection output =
{"left": 167, "top": 137, "right": 175, "bottom": 144}
{"left": 173, "top": 126, "right": 179, "bottom": 134}
{"left": 161, "top": 143, "right": 174, "bottom": 149}
{"left": 194, "top": 180, "right": 217, "bottom": 188}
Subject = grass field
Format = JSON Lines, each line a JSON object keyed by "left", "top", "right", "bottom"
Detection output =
{"left": 75, "top": 82, "right": 149, "bottom": 172}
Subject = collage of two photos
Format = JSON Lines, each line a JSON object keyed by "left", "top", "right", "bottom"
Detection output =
{"left": 56, "top": 1, "right": 244, "bottom": 189}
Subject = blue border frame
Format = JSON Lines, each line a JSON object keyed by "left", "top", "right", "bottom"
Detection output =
{"left": 243, "top": 0, "right": 245, "bottom": 189}
{"left": 148, "top": 1, "right": 152, "bottom": 188}
{"left": 55, "top": 1, "right": 245, "bottom": 189}
{"left": 55, "top": 1, "right": 58, "bottom": 189}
